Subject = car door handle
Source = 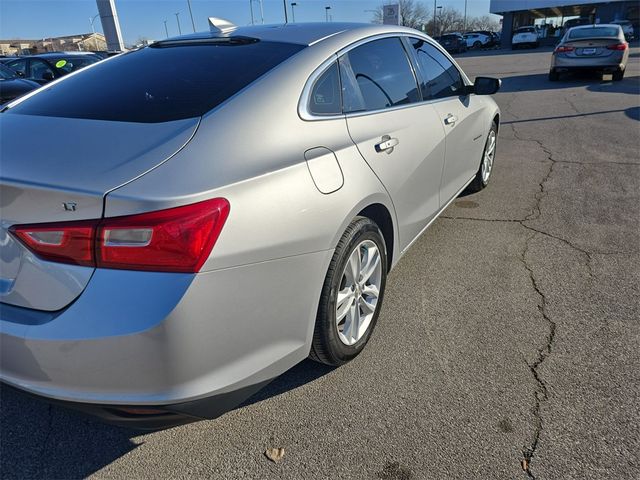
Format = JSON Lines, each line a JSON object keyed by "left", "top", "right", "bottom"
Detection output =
{"left": 375, "top": 135, "right": 399, "bottom": 154}
{"left": 444, "top": 114, "right": 458, "bottom": 126}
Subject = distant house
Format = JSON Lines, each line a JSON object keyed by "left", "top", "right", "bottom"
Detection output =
{"left": 0, "top": 33, "right": 107, "bottom": 55}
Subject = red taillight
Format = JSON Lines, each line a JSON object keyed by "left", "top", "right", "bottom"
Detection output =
{"left": 10, "top": 220, "right": 97, "bottom": 267}
{"left": 10, "top": 198, "right": 230, "bottom": 273}
{"left": 554, "top": 45, "right": 575, "bottom": 53}
{"left": 606, "top": 42, "right": 628, "bottom": 51}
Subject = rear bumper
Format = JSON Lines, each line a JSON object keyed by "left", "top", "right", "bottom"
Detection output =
{"left": 0, "top": 249, "right": 332, "bottom": 427}
{"left": 551, "top": 54, "right": 626, "bottom": 71}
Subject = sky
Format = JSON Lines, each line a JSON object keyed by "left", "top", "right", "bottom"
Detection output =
{"left": 0, "top": 0, "right": 497, "bottom": 46}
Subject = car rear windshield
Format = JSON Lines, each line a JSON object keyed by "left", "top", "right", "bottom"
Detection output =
{"left": 7, "top": 39, "right": 305, "bottom": 123}
{"left": 569, "top": 27, "right": 619, "bottom": 39}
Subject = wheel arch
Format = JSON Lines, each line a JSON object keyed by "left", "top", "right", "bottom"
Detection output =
{"left": 357, "top": 203, "right": 395, "bottom": 271}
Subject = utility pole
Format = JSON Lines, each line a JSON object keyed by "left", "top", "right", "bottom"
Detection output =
{"left": 463, "top": 0, "right": 468, "bottom": 32}
{"left": 163, "top": 20, "right": 169, "bottom": 38}
{"left": 250, "top": 0, "right": 255, "bottom": 25}
{"left": 325, "top": 6, "right": 331, "bottom": 22}
{"left": 283, "top": 0, "right": 288, "bottom": 23}
{"left": 259, "top": 0, "right": 264, "bottom": 24}
{"left": 187, "top": 0, "right": 196, "bottom": 32}
{"left": 432, "top": 0, "right": 437, "bottom": 36}
{"left": 89, "top": 13, "right": 100, "bottom": 33}
{"left": 175, "top": 12, "right": 182, "bottom": 35}
{"left": 291, "top": 2, "right": 297, "bottom": 22}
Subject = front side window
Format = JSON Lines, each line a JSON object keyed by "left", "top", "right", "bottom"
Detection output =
{"left": 308, "top": 62, "right": 341, "bottom": 115}
{"left": 8, "top": 39, "right": 305, "bottom": 123}
{"left": 339, "top": 37, "right": 419, "bottom": 113}
{"left": 7, "top": 59, "right": 26, "bottom": 76}
{"left": 29, "top": 59, "right": 55, "bottom": 80}
{"left": 409, "top": 38, "right": 464, "bottom": 100}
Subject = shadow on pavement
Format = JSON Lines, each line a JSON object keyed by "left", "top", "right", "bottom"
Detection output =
{"left": 502, "top": 106, "right": 639, "bottom": 125}
{"left": 240, "top": 359, "right": 334, "bottom": 407}
{"left": 498, "top": 71, "right": 640, "bottom": 94}
{"left": 453, "top": 46, "right": 555, "bottom": 59}
{"left": 0, "top": 359, "right": 333, "bottom": 479}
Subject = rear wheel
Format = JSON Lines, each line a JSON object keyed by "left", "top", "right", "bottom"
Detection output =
{"left": 310, "top": 217, "right": 387, "bottom": 366}
{"left": 612, "top": 68, "right": 625, "bottom": 81}
{"left": 548, "top": 69, "right": 559, "bottom": 81}
{"left": 466, "top": 121, "right": 498, "bottom": 193}
{"left": 473, "top": 41, "right": 482, "bottom": 49}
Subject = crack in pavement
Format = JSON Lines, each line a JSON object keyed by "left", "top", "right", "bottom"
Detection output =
{"left": 519, "top": 233, "right": 556, "bottom": 480}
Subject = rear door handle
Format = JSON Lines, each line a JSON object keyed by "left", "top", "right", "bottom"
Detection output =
{"left": 444, "top": 114, "right": 458, "bottom": 126}
{"left": 375, "top": 135, "right": 399, "bottom": 154}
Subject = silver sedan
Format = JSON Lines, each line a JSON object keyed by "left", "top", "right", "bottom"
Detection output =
{"left": 0, "top": 21, "right": 500, "bottom": 429}
{"left": 549, "top": 24, "right": 630, "bottom": 81}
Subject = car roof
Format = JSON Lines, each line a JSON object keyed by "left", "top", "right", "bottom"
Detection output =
{"left": 161, "top": 22, "right": 424, "bottom": 47}
{"left": 569, "top": 24, "right": 621, "bottom": 30}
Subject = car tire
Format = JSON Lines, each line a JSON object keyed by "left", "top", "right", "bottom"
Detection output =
{"left": 548, "top": 69, "right": 559, "bottom": 81}
{"left": 612, "top": 68, "right": 625, "bottom": 81}
{"left": 466, "top": 121, "right": 498, "bottom": 194}
{"left": 473, "top": 41, "right": 482, "bottom": 49}
{"left": 310, "top": 216, "right": 387, "bottom": 366}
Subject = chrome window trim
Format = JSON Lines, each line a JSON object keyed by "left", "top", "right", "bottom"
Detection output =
{"left": 298, "top": 32, "right": 472, "bottom": 122}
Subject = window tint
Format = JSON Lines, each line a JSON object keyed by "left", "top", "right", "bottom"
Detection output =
{"left": 8, "top": 40, "right": 305, "bottom": 123}
{"left": 7, "top": 59, "right": 26, "bottom": 76}
{"left": 569, "top": 26, "right": 619, "bottom": 39}
{"left": 0, "top": 64, "right": 18, "bottom": 79}
{"left": 410, "top": 38, "right": 464, "bottom": 100}
{"left": 308, "top": 62, "right": 341, "bottom": 115}
{"left": 29, "top": 59, "right": 54, "bottom": 80}
{"left": 339, "top": 37, "right": 419, "bottom": 113}
{"left": 53, "top": 57, "right": 99, "bottom": 75}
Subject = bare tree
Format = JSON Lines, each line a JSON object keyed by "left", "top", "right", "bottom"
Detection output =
{"left": 371, "top": 0, "right": 431, "bottom": 30}
{"left": 467, "top": 15, "right": 501, "bottom": 32}
{"left": 433, "top": 6, "right": 465, "bottom": 35}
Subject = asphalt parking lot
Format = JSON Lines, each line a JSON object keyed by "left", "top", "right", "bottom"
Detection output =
{"left": 1, "top": 45, "right": 638, "bottom": 480}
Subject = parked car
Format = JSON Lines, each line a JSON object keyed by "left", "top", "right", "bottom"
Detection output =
{"left": 562, "top": 17, "right": 592, "bottom": 34}
{"left": 512, "top": 26, "right": 539, "bottom": 49}
{"left": 438, "top": 33, "right": 467, "bottom": 53}
{"left": 0, "top": 64, "right": 39, "bottom": 104}
{"left": 464, "top": 32, "right": 492, "bottom": 49}
{"left": 610, "top": 20, "right": 635, "bottom": 41}
{"left": 4, "top": 52, "right": 102, "bottom": 85}
{"left": 549, "top": 24, "right": 629, "bottom": 81}
{"left": 0, "top": 22, "right": 500, "bottom": 429}
{"left": 467, "top": 30, "right": 500, "bottom": 48}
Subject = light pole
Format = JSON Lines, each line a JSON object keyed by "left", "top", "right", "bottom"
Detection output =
{"left": 437, "top": 5, "right": 442, "bottom": 36}
{"left": 463, "top": 0, "right": 468, "bottom": 32}
{"left": 283, "top": 0, "right": 288, "bottom": 22}
{"left": 249, "top": 0, "right": 255, "bottom": 24}
{"left": 163, "top": 20, "right": 169, "bottom": 38}
{"left": 325, "top": 6, "right": 331, "bottom": 22}
{"left": 175, "top": 12, "right": 182, "bottom": 35}
{"left": 89, "top": 13, "right": 100, "bottom": 34}
{"left": 291, "top": 2, "right": 297, "bottom": 22}
{"left": 187, "top": 0, "right": 196, "bottom": 32}
{"left": 259, "top": 0, "right": 264, "bottom": 24}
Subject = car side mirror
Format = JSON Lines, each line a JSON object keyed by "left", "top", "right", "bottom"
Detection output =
{"left": 42, "top": 71, "right": 54, "bottom": 81}
{"left": 473, "top": 76, "right": 501, "bottom": 95}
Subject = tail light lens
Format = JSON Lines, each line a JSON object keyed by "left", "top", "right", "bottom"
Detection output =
{"left": 10, "top": 198, "right": 230, "bottom": 273}
{"left": 554, "top": 45, "right": 575, "bottom": 53}
{"left": 606, "top": 43, "right": 628, "bottom": 51}
{"left": 10, "top": 220, "right": 96, "bottom": 267}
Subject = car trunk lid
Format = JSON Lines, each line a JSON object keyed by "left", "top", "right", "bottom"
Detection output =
{"left": 563, "top": 38, "right": 621, "bottom": 57}
{"left": 0, "top": 113, "right": 199, "bottom": 311}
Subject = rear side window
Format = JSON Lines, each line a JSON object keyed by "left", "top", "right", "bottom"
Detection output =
{"left": 568, "top": 27, "right": 620, "bottom": 39}
{"left": 308, "top": 62, "right": 341, "bottom": 115}
{"left": 7, "top": 59, "right": 26, "bottom": 76}
{"left": 339, "top": 37, "right": 419, "bottom": 113}
{"left": 8, "top": 40, "right": 305, "bottom": 123}
{"left": 409, "top": 38, "right": 464, "bottom": 100}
